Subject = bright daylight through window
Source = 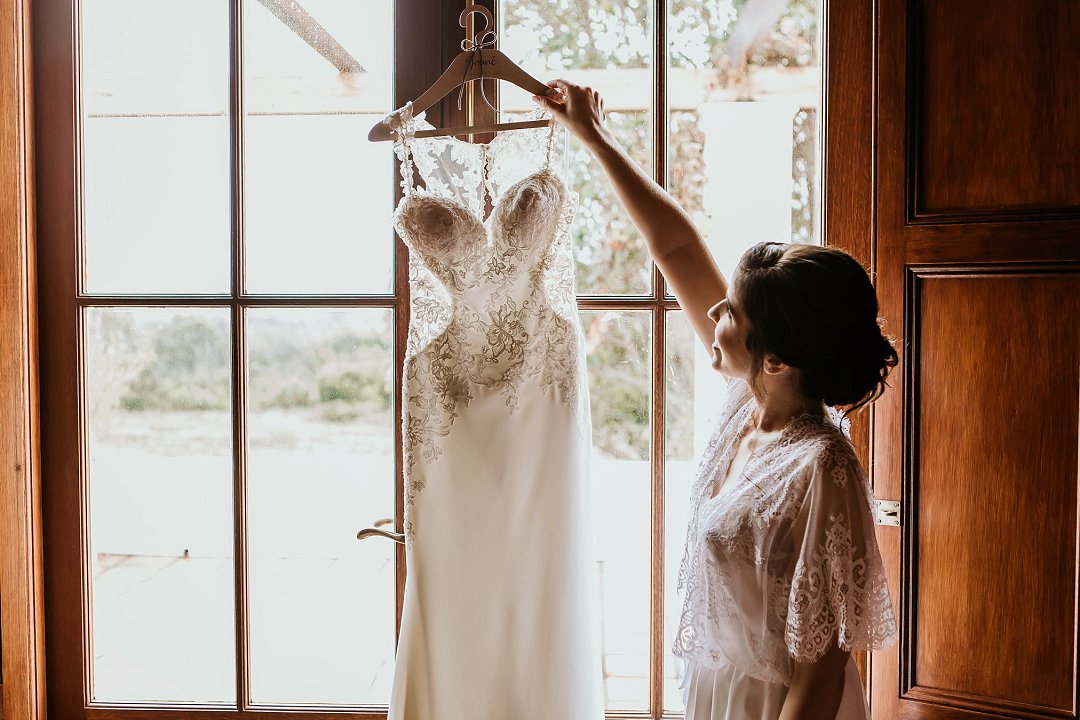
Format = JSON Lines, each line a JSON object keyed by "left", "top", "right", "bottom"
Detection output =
{"left": 79, "top": 0, "right": 820, "bottom": 714}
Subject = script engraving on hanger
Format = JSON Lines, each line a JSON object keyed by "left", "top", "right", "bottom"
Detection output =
{"left": 464, "top": 56, "right": 498, "bottom": 74}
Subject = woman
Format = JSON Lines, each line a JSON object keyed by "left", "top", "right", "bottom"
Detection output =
{"left": 533, "top": 81, "right": 899, "bottom": 720}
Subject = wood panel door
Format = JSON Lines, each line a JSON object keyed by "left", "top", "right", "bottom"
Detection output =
{"left": 869, "top": 1, "right": 1080, "bottom": 719}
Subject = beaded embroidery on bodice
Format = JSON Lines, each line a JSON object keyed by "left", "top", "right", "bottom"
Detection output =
{"left": 385, "top": 102, "right": 585, "bottom": 537}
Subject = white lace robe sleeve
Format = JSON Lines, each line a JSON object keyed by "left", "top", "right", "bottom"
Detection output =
{"left": 783, "top": 443, "right": 898, "bottom": 663}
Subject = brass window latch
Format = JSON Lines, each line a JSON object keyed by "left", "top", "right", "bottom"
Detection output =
{"left": 874, "top": 499, "right": 901, "bottom": 527}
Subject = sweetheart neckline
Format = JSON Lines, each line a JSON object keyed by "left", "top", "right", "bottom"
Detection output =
{"left": 397, "top": 166, "right": 568, "bottom": 228}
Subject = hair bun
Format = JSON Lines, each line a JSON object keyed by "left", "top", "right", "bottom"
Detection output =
{"left": 810, "top": 322, "right": 898, "bottom": 408}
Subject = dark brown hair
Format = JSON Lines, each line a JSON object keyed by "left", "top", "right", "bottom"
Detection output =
{"left": 731, "top": 242, "right": 898, "bottom": 413}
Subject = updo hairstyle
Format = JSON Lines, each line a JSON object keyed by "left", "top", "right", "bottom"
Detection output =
{"left": 731, "top": 242, "right": 898, "bottom": 413}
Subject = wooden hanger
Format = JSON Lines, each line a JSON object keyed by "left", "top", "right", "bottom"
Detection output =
{"left": 367, "top": 3, "right": 562, "bottom": 142}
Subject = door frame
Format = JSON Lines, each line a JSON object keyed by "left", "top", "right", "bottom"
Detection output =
{"left": 0, "top": 0, "right": 46, "bottom": 718}
{"left": 12, "top": 0, "right": 882, "bottom": 718}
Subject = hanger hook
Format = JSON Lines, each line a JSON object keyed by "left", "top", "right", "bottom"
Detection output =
{"left": 459, "top": 4, "right": 494, "bottom": 48}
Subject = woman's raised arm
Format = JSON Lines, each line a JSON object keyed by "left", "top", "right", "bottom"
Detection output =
{"left": 534, "top": 80, "right": 727, "bottom": 351}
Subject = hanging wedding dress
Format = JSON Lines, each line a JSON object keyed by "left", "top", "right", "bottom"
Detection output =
{"left": 674, "top": 378, "right": 898, "bottom": 720}
{"left": 382, "top": 102, "right": 603, "bottom": 720}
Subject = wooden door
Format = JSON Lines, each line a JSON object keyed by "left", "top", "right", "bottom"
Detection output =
{"left": 869, "top": 1, "right": 1080, "bottom": 719}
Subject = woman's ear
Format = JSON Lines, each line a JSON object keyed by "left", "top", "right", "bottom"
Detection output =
{"left": 761, "top": 353, "right": 793, "bottom": 377}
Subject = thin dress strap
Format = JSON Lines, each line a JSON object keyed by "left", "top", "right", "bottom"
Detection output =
{"left": 543, "top": 116, "right": 557, "bottom": 170}
{"left": 480, "top": 142, "right": 493, "bottom": 216}
{"left": 391, "top": 102, "right": 417, "bottom": 196}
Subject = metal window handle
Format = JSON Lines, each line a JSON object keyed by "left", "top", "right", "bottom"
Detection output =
{"left": 357, "top": 518, "right": 405, "bottom": 544}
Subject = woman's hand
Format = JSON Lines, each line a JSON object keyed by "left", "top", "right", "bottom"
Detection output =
{"left": 532, "top": 79, "right": 612, "bottom": 150}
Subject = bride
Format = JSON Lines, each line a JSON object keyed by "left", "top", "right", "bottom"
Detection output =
{"left": 535, "top": 81, "right": 899, "bottom": 720}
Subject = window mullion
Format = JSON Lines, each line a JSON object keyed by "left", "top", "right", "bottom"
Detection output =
{"left": 650, "top": 0, "right": 669, "bottom": 715}
{"left": 653, "top": 0, "right": 669, "bottom": 305}
{"left": 228, "top": 0, "right": 252, "bottom": 709}
{"left": 650, "top": 306, "right": 667, "bottom": 718}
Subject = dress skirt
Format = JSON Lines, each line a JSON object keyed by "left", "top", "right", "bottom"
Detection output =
{"left": 682, "top": 657, "right": 872, "bottom": 720}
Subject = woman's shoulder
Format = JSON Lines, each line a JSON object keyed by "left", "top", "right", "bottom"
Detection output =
{"left": 782, "top": 407, "right": 855, "bottom": 455}
{"left": 778, "top": 414, "right": 868, "bottom": 494}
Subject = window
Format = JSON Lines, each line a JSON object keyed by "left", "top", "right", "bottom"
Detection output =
{"left": 500, "top": 0, "right": 822, "bottom": 711}
{"left": 38, "top": 0, "right": 822, "bottom": 716}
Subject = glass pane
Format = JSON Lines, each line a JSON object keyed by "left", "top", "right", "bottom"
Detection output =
{"left": 85, "top": 307, "right": 235, "bottom": 703}
{"left": 580, "top": 310, "right": 652, "bottom": 710}
{"left": 502, "top": 1, "right": 654, "bottom": 296}
{"left": 663, "top": 310, "right": 729, "bottom": 712}
{"left": 668, "top": 0, "right": 822, "bottom": 287}
{"left": 246, "top": 308, "right": 396, "bottom": 705}
{"left": 243, "top": 0, "right": 395, "bottom": 295}
{"left": 82, "top": 1, "right": 230, "bottom": 295}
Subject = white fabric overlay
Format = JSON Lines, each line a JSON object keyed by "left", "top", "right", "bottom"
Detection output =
{"left": 674, "top": 378, "right": 898, "bottom": 720}
{"left": 383, "top": 102, "right": 603, "bottom": 720}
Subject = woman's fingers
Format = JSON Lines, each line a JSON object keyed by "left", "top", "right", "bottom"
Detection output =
{"left": 559, "top": 81, "right": 599, "bottom": 112}
{"left": 533, "top": 79, "right": 609, "bottom": 147}
{"left": 548, "top": 78, "right": 573, "bottom": 104}
{"left": 532, "top": 91, "right": 567, "bottom": 117}
{"left": 532, "top": 78, "right": 571, "bottom": 112}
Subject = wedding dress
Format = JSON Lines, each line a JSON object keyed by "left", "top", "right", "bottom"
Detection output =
{"left": 674, "top": 378, "right": 898, "bottom": 720}
{"left": 382, "top": 102, "right": 603, "bottom": 720}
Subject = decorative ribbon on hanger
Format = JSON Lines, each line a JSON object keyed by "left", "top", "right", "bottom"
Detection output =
{"left": 455, "top": 19, "right": 500, "bottom": 112}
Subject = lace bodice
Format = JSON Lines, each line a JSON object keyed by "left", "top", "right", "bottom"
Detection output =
{"left": 674, "top": 378, "right": 898, "bottom": 684}
{"left": 385, "top": 102, "right": 586, "bottom": 539}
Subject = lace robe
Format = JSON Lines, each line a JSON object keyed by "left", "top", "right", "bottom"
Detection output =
{"left": 674, "top": 378, "right": 897, "bottom": 718}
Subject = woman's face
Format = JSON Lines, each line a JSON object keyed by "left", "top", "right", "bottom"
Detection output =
{"left": 707, "top": 284, "right": 752, "bottom": 378}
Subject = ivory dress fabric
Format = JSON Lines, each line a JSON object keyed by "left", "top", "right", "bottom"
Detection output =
{"left": 382, "top": 102, "right": 603, "bottom": 720}
{"left": 674, "top": 378, "right": 898, "bottom": 720}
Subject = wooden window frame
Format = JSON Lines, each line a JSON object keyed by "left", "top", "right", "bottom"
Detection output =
{"left": 0, "top": 0, "right": 876, "bottom": 719}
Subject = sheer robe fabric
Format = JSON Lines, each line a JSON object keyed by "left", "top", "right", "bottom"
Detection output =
{"left": 675, "top": 378, "right": 898, "bottom": 720}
